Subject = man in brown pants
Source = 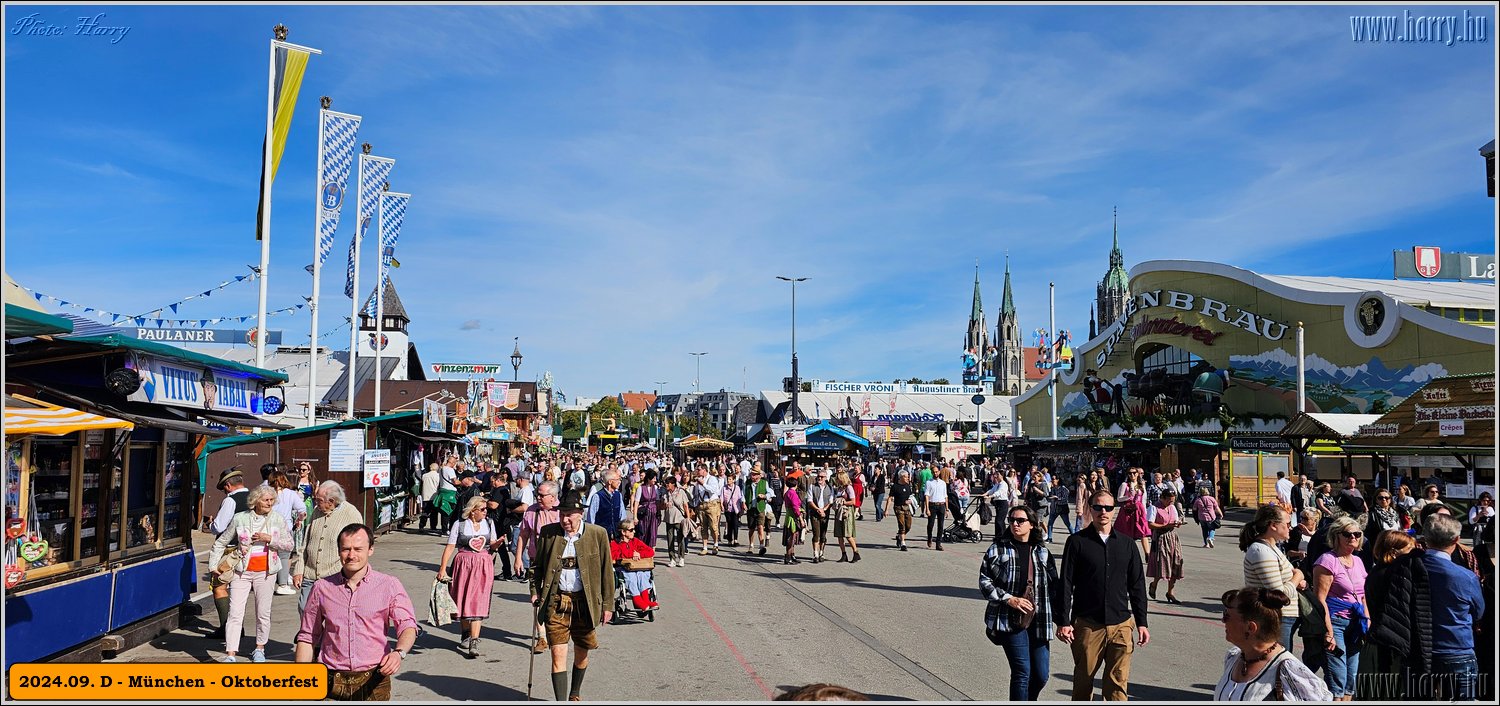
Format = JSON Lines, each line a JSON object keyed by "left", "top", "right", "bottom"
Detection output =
{"left": 1055, "top": 489, "right": 1151, "bottom": 700}
{"left": 531, "top": 493, "right": 614, "bottom": 701}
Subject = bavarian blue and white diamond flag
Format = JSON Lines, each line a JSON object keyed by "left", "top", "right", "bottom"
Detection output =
{"left": 364, "top": 191, "right": 410, "bottom": 318}
{"left": 317, "top": 109, "right": 361, "bottom": 265}
{"left": 344, "top": 153, "right": 395, "bottom": 298}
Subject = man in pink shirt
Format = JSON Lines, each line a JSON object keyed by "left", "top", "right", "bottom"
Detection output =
{"left": 295, "top": 523, "right": 417, "bottom": 701}
{"left": 515, "top": 480, "right": 562, "bottom": 653}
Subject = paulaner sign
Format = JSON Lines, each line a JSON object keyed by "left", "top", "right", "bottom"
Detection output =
{"left": 117, "top": 327, "right": 283, "bottom": 345}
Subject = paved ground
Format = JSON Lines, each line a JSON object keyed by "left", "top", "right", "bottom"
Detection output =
{"left": 122, "top": 508, "right": 1260, "bottom": 700}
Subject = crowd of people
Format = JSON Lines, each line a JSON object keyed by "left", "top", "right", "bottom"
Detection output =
{"left": 204, "top": 449, "right": 1493, "bottom": 702}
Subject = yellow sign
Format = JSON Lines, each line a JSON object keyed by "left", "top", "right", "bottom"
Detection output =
{"left": 8, "top": 663, "right": 328, "bottom": 700}
{"left": 1098, "top": 438, "right": 1124, "bottom": 449}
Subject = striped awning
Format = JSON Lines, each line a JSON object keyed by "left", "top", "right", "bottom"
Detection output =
{"left": 3, "top": 395, "right": 134, "bottom": 436}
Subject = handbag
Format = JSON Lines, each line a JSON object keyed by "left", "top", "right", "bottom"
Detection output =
{"left": 214, "top": 546, "right": 246, "bottom": 576}
{"left": 428, "top": 578, "right": 458, "bottom": 627}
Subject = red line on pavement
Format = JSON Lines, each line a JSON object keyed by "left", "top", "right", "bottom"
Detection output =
{"left": 666, "top": 567, "right": 777, "bottom": 700}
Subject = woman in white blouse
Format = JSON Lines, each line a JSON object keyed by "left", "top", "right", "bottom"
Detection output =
{"left": 1214, "top": 587, "right": 1332, "bottom": 701}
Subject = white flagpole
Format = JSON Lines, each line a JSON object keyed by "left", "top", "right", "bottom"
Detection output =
{"left": 346, "top": 150, "right": 366, "bottom": 420}
{"left": 1049, "top": 282, "right": 1057, "bottom": 441}
{"left": 374, "top": 184, "right": 387, "bottom": 417}
{"left": 255, "top": 33, "right": 276, "bottom": 372}
{"left": 1296, "top": 321, "right": 1306, "bottom": 415}
{"left": 307, "top": 103, "right": 326, "bottom": 428}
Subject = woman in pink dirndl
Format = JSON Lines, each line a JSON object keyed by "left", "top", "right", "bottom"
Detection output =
{"left": 438, "top": 496, "right": 502, "bottom": 658}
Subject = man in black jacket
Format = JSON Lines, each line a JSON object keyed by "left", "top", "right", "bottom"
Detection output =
{"left": 1056, "top": 489, "right": 1150, "bottom": 701}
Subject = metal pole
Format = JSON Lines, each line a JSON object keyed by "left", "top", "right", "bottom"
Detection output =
{"left": 374, "top": 185, "right": 387, "bottom": 417}
{"left": 345, "top": 151, "right": 367, "bottom": 420}
{"left": 1296, "top": 322, "right": 1306, "bottom": 415}
{"left": 255, "top": 34, "right": 276, "bottom": 371}
{"left": 1049, "top": 282, "right": 1057, "bottom": 441}
{"left": 308, "top": 105, "right": 326, "bottom": 428}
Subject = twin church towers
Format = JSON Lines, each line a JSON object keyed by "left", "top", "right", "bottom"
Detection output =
{"left": 963, "top": 212, "right": 1129, "bottom": 395}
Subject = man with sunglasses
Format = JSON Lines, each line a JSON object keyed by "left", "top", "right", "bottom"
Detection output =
{"left": 1056, "top": 490, "right": 1149, "bottom": 701}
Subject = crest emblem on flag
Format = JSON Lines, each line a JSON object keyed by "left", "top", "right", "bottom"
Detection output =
{"left": 1413, "top": 246, "right": 1441, "bottom": 278}
{"left": 321, "top": 182, "right": 344, "bottom": 209}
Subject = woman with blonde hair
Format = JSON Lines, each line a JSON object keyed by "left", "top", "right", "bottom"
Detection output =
{"left": 208, "top": 484, "right": 295, "bottom": 662}
{"left": 437, "top": 496, "right": 502, "bottom": 658}
{"left": 1312, "top": 515, "right": 1369, "bottom": 701}
{"left": 268, "top": 468, "right": 306, "bottom": 595}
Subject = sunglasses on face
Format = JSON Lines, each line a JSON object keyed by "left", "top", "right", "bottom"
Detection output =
{"left": 1378, "top": 496, "right": 1391, "bottom": 500}
{"left": 1007, "top": 517, "right": 1031, "bottom": 525}
{"left": 1340, "top": 532, "right": 1363, "bottom": 540}
{"left": 1091, "top": 504, "right": 1117, "bottom": 513}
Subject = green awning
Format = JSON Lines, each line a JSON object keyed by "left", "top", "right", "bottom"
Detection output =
{"left": 62, "top": 333, "right": 288, "bottom": 383}
{"left": 4, "top": 303, "right": 74, "bottom": 339}
{"left": 1184, "top": 438, "right": 1223, "bottom": 447}
{"left": 196, "top": 410, "right": 420, "bottom": 489}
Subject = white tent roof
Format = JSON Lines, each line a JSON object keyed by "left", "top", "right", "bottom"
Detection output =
{"left": 760, "top": 390, "right": 1014, "bottom": 424}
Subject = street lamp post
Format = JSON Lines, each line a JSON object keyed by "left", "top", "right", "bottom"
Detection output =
{"left": 654, "top": 380, "right": 668, "bottom": 448}
{"left": 510, "top": 337, "right": 523, "bottom": 381}
{"left": 776, "top": 276, "right": 808, "bottom": 424}
{"left": 690, "top": 353, "right": 707, "bottom": 436}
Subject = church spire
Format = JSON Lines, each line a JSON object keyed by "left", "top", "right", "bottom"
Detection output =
{"left": 1000, "top": 255, "right": 1016, "bottom": 316}
{"left": 1108, "top": 206, "right": 1124, "bottom": 270}
{"left": 969, "top": 260, "right": 984, "bottom": 324}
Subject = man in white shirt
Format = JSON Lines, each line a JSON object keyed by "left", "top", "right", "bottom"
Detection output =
{"left": 697, "top": 467, "right": 726, "bottom": 555}
{"left": 1275, "top": 471, "right": 1294, "bottom": 509}
{"left": 530, "top": 494, "right": 613, "bottom": 702}
{"left": 209, "top": 467, "right": 250, "bottom": 638}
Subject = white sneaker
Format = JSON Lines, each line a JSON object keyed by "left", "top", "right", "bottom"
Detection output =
{"left": 274, "top": 585, "right": 297, "bottom": 596}
{"left": 219, "top": 655, "right": 237, "bottom": 663}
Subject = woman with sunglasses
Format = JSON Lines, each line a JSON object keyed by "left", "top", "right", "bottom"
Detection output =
{"left": 1311, "top": 515, "right": 1369, "bottom": 701}
{"left": 1213, "top": 588, "right": 1332, "bottom": 701}
{"left": 1146, "top": 488, "right": 1187, "bottom": 604}
{"left": 980, "top": 506, "right": 1058, "bottom": 701}
{"left": 1362, "top": 491, "right": 1403, "bottom": 560}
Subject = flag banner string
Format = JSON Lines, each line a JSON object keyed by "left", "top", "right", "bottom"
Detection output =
{"left": 22, "top": 286, "right": 307, "bottom": 327}
{"left": 125, "top": 270, "right": 261, "bottom": 319}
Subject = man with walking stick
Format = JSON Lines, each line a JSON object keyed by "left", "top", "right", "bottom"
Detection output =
{"left": 530, "top": 492, "right": 614, "bottom": 701}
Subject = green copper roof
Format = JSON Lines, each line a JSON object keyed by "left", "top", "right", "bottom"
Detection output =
{"left": 969, "top": 264, "right": 984, "bottom": 323}
{"left": 1000, "top": 257, "right": 1016, "bottom": 316}
{"left": 1102, "top": 210, "right": 1129, "bottom": 291}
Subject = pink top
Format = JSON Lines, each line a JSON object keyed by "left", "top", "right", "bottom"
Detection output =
{"left": 721, "top": 481, "right": 746, "bottom": 513}
{"left": 1314, "top": 552, "right": 1368, "bottom": 616}
{"left": 1194, "top": 495, "right": 1222, "bottom": 522}
{"left": 296, "top": 569, "right": 418, "bottom": 672}
{"left": 518, "top": 503, "right": 560, "bottom": 560}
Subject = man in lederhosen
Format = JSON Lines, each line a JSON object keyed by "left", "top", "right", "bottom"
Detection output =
{"left": 530, "top": 492, "right": 614, "bottom": 701}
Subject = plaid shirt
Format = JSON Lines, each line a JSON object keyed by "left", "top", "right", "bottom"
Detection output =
{"left": 980, "top": 537, "right": 1058, "bottom": 640}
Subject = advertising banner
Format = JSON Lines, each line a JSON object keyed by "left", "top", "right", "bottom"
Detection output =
{"left": 422, "top": 399, "right": 446, "bottom": 433}
{"left": 362, "top": 449, "right": 391, "bottom": 489}
{"left": 126, "top": 353, "right": 265, "bottom": 415}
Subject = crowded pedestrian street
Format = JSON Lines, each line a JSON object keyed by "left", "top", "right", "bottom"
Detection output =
{"left": 117, "top": 473, "right": 1269, "bottom": 701}
{"left": 4, "top": 4, "right": 1495, "bottom": 704}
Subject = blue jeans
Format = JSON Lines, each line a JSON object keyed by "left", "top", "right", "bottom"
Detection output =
{"left": 1324, "top": 614, "right": 1361, "bottom": 697}
{"left": 1429, "top": 652, "right": 1479, "bottom": 701}
{"left": 874, "top": 493, "right": 888, "bottom": 522}
{"left": 1047, "top": 507, "right": 1069, "bottom": 540}
{"left": 996, "top": 628, "right": 1050, "bottom": 701}
{"left": 1200, "top": 522, "right": 1216, "bottom": 544}
{"left": 1279, "top": 616, "right": 1297, "bottom": 652}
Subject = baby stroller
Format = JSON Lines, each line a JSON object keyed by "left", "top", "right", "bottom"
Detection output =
{"left": 610, "top": 556, "right": 658, "bottom": 624}
{"left": 941, "top": 502, "right": 985, "bottom": 544}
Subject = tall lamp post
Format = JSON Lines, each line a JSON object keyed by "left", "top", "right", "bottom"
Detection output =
{"left": 510, "top": 337, "right": 523, "bottom": 381}
{"left": 776, "top": 276, "right": 808, "bottom": 424}
{"left": 690, "top": 352, "right": 707, "bottom": 436}
{"left": 654, "top": 380, "right": 669, "bottom": 449}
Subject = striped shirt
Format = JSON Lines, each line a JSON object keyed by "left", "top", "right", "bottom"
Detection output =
{"left": 1243, "top": 541, "right": 1299, "bottom": 618}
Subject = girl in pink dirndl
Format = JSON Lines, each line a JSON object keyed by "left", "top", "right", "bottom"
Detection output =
{"left": 438, "top": 496, "right": 502, "bottom": 658}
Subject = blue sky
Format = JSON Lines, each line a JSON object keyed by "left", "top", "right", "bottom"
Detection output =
{"left": 5, "top": 4, "right": 1496, "bottom": 401}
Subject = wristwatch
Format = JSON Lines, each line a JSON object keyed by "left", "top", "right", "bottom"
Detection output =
{"left": 395, "top": 649, "right": 408, "bottom": 659}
